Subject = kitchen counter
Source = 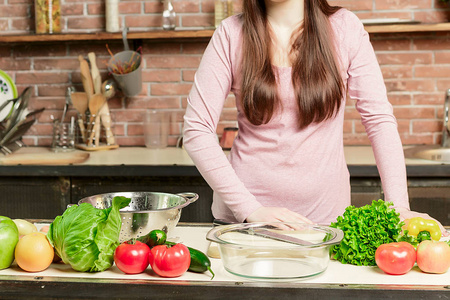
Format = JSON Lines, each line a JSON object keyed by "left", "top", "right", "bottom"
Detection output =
{"left": 0, "top": 223, "right": 449, "bottom": 300}
{"left": 0, "top": 146, "right": 448, "bottom": 177}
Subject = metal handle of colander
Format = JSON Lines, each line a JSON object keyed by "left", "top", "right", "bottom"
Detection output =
{"left": 176, "top": 192, "right": 199, "bottom": 208}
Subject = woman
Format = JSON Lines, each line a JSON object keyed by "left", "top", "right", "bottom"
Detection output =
{"left": 183, "top": 0, "right": 447, "bottom": 233}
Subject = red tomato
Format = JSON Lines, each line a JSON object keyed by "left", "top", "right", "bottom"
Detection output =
{"left": 375, "top": 242, "right": 416, "bottom": 275}
{"left": 114, "top": 240, "right": 150, "bottom": 274}
{"left": 148, "top": 243, "right": 190, "bottom": 277}
{"left": 417, "top": 240, "right": 450, "bottom": 274}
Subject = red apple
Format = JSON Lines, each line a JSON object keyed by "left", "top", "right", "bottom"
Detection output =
{"left": 416, "top": 240, "right": 450, "bottom": 274}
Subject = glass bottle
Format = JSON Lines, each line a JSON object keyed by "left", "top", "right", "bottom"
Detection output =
{"left": 34, "top": 0, "right": 61, "bottom": 34}
{"left": 162, "top": 0, "right": 176, "bottom": 30}
{"left": 215, "top": 0, "right": 233, "bottom": 28}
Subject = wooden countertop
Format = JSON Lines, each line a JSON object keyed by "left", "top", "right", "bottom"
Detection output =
{"left": 0, "top": 146, "right": 448, "bottom": 178}
{"left": 0, "top": 223, "right": 449, "bottom": 300}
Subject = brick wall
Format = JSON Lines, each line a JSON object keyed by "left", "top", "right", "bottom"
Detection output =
{"left": 0, "top": 0, "right": 449, "bottom": 147}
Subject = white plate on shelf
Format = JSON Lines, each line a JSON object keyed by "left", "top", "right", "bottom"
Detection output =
{"left": 361, "top": 18, "right": 420, "bottom": 25}
{"left": 0, "top": 70, "right": 18, "bottom": 122}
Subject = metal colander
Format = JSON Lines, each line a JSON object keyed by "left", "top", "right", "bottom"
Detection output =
{"left": 77, "top": 191, "right": 198, "bottom": 242}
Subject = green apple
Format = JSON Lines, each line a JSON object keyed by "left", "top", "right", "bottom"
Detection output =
{"left": 0, "top": 216, "right": 19, "bottom": 270}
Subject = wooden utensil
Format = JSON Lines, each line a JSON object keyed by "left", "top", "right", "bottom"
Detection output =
{"left": 99, "top": 79, "right": 116, "bottom": 145}
{"left": 78, "top": 55, "right": 94, "bottom": 100}
{"left": 70, "top": 92, "right": 88, "bottom": 143}
{"left": 87, "top": 94, "right": 106, "bottom": 147}
{"left": 88, "top": 52, "right": 102, "bottom": 94}
{"left": 88, "top": 52, "right": 112, "bottom": 146}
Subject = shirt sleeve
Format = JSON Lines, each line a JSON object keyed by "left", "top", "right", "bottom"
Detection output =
{"left": 346, "top": 13, "right": 410, "bottom": 209}
{"left": 183, "top": 20, "right": 262, "bottom": 222}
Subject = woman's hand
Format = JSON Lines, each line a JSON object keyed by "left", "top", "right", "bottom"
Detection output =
{"left": 245, "top": 207, "right": 313, "bottom": 224}
{"left": 395, "top": 207, "right": 449, "bottom": 237}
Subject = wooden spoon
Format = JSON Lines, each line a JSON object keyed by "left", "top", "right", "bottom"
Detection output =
{"left": 70, "top": 92, "right": 88, "bottom": 143}
{"left": 88, "top": 52, "right": 102, "bottom": 94}
{"left": 78, "top": 55, "right": 94, "bottom": 100}
{"left": 99, "top": 79, "right": 116, "bottom": 145}
{"left": 87, "top": 94, "right": 106, "bottom": 147}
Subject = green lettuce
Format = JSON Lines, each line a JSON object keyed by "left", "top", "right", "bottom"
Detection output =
{"left": 329, "top": 199, "right": 403, "bottom": 266}
{"left": 47, "top": 196, "right": 131, "bottom": 272}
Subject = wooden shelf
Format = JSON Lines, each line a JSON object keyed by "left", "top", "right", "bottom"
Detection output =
{"left": 0, "top": 23, "right": 449, "bottom": 43}
{"left": 0, "top": 29, "right": 216, "bottom": 43}
{"left": 365, "top": 22, "right": 450, "bottom": 33}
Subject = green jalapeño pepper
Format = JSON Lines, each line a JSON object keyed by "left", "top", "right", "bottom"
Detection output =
{"left": 403, "top": 217, "right": 441, "bottom": 241}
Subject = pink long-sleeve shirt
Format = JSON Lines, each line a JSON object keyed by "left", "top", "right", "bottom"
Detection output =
{"left": 183, "top": 9, "right": 410, "bottom": 225}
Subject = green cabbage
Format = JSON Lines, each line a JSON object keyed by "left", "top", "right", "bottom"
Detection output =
{"left": 329, "top": 199, "right": 403, "bottom": 266}
{"left": 47, "top": 196, "right": 131, "bottom": 272}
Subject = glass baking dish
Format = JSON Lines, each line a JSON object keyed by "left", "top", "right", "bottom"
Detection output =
{"left": 206, "top": 222, "right": 343, "bottom": 281}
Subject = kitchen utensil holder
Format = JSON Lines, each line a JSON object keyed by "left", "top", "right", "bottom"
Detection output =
{"left": 75, "top": 111, "right": 118, "bottom": 151}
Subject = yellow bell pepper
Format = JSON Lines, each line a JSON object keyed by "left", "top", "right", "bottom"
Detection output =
{"left": 403, "top": 217, "right": 441, "bottom": 241}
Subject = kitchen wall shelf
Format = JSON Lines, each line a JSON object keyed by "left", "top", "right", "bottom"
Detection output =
{"left": 0, "top": 22, "right": 449, "bottom": 43}
{"left": 0, "top": 29, "right": 216, "bottom": 43}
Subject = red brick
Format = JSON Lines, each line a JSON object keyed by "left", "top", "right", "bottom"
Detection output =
{"left": 354, "top": 122, "right": 365, "bottom": 133}
{"left": 151, "top": 83, "right": 192, "bottom": 95}
{"left": 143, "top": 43, "right": 182, "bottom": 54}
{"left": 385, "top": 79, "right": 435, "bottom": 92}
{"left": 142, "top": 69, "right": 181, "bottom": 82}
{"left": 0, "top": 58, "right": 31, "bottom": 70}
{"left": 415, "top": 65, "right": 450, "bottom": 78}
{"left": 201, "top": 0, "right": 215, "bottom": 13}
{"left": 394, "top": 107, "right": 435, "bottom": 119}
{"left": 0, "top": 20, "right": 8, "bottom": 32}
{"left": 343, "top": 120, "right": 353, "bottom": 133}
{"left": 344, "top": 107, "right": 361, "bottom": 119}
{"left": 144, "top": 1, "right": 163, "bottom": 13}
{"left": 387, "top": 93, "right": 412, "bottom": 105}
{"left": 61, "top": 3, "right": 84, "bottom": 15}
{"left": 435, "top": 51, "right": 450, "bottom": 64}
{"left": 182, "top": 42, "right": 208, "bottom": 54}
{"left": 412, "top": 120, "right": 442, "bottom": 133}
{"left": 37, "top": 86, "right": 68, "bottom": 98}
{"left": 181, "top": 14, "right": 214, "bottom": 27}
{"left": 413, "top": 93, "right": 444, "bottom": 105}
{"left": 182, "top": 70, "right": 196, "bottom": 82}
{"left": 399, "top": 133, "right": 434, "bottom": 145}
{"left": 396, "top": 119, "right": 410, "bottom": 133}
{"left": 114, "top": 110, "right": 146, "bottom": 122}
{"left": 376, "top": 52, "right": 432, "bottom": 65}
{"left": 34, "top": 58, "right": 80, "bottom": 71}
{"left": 414, "top": 38, "right": 450, "bottom": 51}
{"left": 146, "top": 97, "right": 182, "bottom": 109}
{"left": 437, "top": 79, "right": 450, "bottom": 91}
{"left": 68, "top": 17, "right": 104, "bottom": 30}
{"left": 414, "top": 11, "right": 449, "bottom": 23}
{"left": 13, "top": 44, "right": 66, "bottom": 57}
{"left": 11, "top": 18, "right": 32, "bottom": 31}
{"left": 125, "top": 15, "right": 165, "bottom": 28}
{"left": 127, "top": 124, "right": 144, "bottom": 136}
{"left": 119, "top": 1, "right": 142, "bottom": 14}
{"left": 0, "top": 4, "right": 28, "bottom": 17}
{"left": 173, "top": 0, "right": 200, "bottom": 13}
{"left": 221, "top": 108, "right": 237, "bottom": 121}
{"left": 329, "top": 0, "right": 373, "bottom": 10}
{"left": 16, "top": 72, "right": 69, "bottom": 84}
{"left": 381, "top": 66, "right": 413, "bottom": 79}
{"left": 371, "top": 39, "right": 411, "bottom": 51}
{"left": 375, "top": 0, "right": 432, "bottom": 10}
{"left": 87, "top": 3, "right": 103, "bottom": 15}
{"left": 146, "top": 56, "right": 202, "bottom": 68}
{"left": 116, "top": 136, "right": 145, "bottom": 146}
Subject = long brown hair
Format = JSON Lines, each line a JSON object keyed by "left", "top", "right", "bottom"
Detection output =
{"left": 240, "top": 0, "right": 344, "bottom": 128}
